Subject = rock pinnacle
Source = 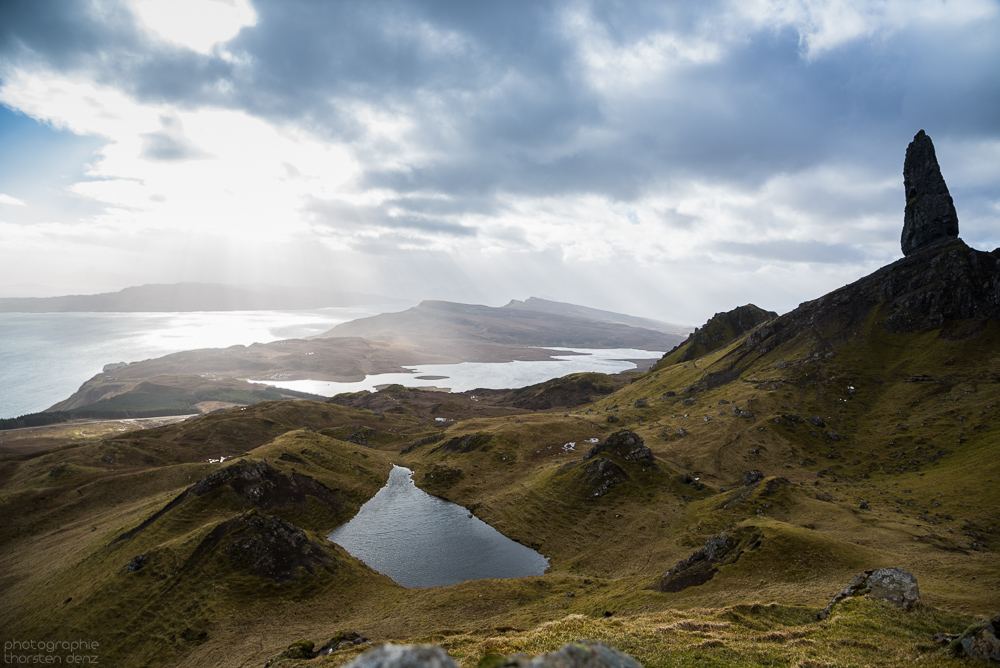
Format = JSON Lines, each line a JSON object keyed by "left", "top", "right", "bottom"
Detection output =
{"left": 901, "top": 129, "right": 959, "bottom": 256}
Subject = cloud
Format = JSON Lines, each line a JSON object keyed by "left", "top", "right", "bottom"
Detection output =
{"left": 0, "top": 193, "right": 26, "bottom": 206}
{"left": 139, "top": 114, "right": 212, "bottom": 161}
{"left": 733, "top": 0, "right": 999, "bottom": 59}
{"left": 0, "top": 0, "right": 998, "bottom": 323}
{"left": 129, "top": 0, "right": 256, "bottom": 54}
{"left": 0, "top": 67, "right": 358, "bottom": 241}
{"left": 710, "top": 239, "right": 867, "bottom": 264}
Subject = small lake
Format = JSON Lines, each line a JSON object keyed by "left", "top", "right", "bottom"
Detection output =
{"left": 327, "top": 465, "right": 548, "bottom": 588}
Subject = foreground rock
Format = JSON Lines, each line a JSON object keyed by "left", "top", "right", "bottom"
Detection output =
{"left": 343, "top": 645, "right": 456, "bottom": 668}
{"left": 505, "top": 640, "right": 644, "bottom": 668}
{"left": 901, "top": 129, "right": 959, "bottom": 256}
{"left": 818, "top": 568, "right": 920, "bottom": 620}
{"left": 946, "top": 613, "right": 1000, "bottom": 662}
{"left": 341, "top": 641, "right": 643, "bottom": 668}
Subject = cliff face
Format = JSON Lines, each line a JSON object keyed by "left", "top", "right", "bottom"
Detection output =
{"left": 901, "top": 130, "right": 959, "bottom": 257}
{"left": 655, "top": 304, "right": 777, "bottom": 368}
{"left": 701, "top": 129, "right": 996, "bottom": 371}
{"left": 730, "top": 239, "right": 1000, "bottom": 365}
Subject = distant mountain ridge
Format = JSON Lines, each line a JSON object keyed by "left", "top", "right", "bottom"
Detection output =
{"left": 504, "top": 297, "right": 691, "bottom": 335}
{"left": 316, "top": 298, "right": 688, "bottom": 352}
{"left": 0, "top": 283, "right": 409, "bottom": 313}
{"left": 39, "top": 296, "right": 686, "bottom": 416}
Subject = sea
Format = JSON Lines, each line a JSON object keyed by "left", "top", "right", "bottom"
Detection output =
{"left": 0, "top": 308, "right": 664, "bottom": 420}
{"left": 0, "top": 307, "right": 395, "bottom": 419}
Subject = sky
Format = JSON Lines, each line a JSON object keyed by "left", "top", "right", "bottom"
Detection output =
{"left": 0, "top": 0, "right": 998, "bottom": 325}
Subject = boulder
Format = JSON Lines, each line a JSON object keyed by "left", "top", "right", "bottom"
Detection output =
{"left": 504, "top": 640, "right": 644, "bottom": 667}
{"left": 901, "top": 130, "right": 959, "bottom": 256}
{"left": 342, "top": 641, "right": 643, "bottom": 668}
{"left": 343, "top": 644, "right": 458, "bottom": 668}
{"left": 947, "top": 613, "right": 1000, "bottom": 662}
{"left": 818, "top": 567, "right": 920, "bottom": 620}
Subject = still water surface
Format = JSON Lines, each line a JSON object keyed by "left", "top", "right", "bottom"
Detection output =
{"left": 328, "top": 466, "right": 548, "bottom": 587}
{"left": 258, "top": 347, "right": 663, "bottom": 396}
{"left": 0, "top": 307, "right": 394, "bottom": 418}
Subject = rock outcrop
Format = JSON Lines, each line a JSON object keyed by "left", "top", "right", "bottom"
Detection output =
{"left": 197, "top": 509, "right": 337, "bottom": 582}
{"left": 582, "top": 458, "right": 630, "bottom": 498}
{"left": 703, "top": 132, "right": 996, "bottom": 376}
{"left": 340, "top": 641, "right": 644, "bottom": 668}
{"left": 946, "top": 613, "right": 1000, "bottom": 662}
{"left": 265, "top": 632, "right": 371, "bottom": 666}
{"left": 112, "top": 458, "right": 344, "bottom": 544}
{"left": 505, "top": 640, "right": 644, "bottom": 667}
{"left": 818, "top": 568, "right": 920, "bottom": 620}
{"left": 342, "top": 644, "right": 458, "bottom": 668}
{"left": 713, "top": 237, "right": 1000, "bottom": 378}
{"left": 901, "top": 130, "right": 959, "bottom": 256}
{"left": 583, "top": 430, "right": 654, "bottom": 464}
{"left": 658, "top": 304, "right": 777, "bottom": 366}
{"left": 573, "top": 431, "right": 656, "bottom": 497}
{"left": 653, "top": 527, "right": 763, "bottom": 593}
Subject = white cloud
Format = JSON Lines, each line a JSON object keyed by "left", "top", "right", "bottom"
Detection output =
{"left": 0, "top": 67, "right": 359, "bottom": 242}
{"left": 0, "top": 194, "right": 27, "bottom": 206}
{"left": 0, "top": 0, "right": 996, "bottom": 323}
{"left": 562, "top": 5, "right": 723, "bottom": 95}
{"left": 733, "top": 0, "right": 998, "bottom": 59}
{"left": 129, "top": 0, "right": 257, "bottom": 54}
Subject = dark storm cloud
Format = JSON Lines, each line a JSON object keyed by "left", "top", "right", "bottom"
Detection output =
{"left": 0, "top": 0, "right": 234, "bottom": 106}
{"left": 0, "top": 1, "right": 138, "bottom": 68}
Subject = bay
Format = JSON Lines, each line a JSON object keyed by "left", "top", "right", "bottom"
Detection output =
{"left": 0, "top": 306, "right": 395, "bottom": 419}
{"left": 252, "top": 347, "right": 664, "bottom": 396}
{"left": 328, "top": 465, "right": 548, "bottom": 588}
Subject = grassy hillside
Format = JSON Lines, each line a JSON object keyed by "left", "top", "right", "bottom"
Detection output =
{"left": 2, "top": 242, "right": 999, "bottom": 667}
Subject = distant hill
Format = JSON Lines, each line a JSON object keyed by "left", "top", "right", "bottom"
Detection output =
{"left": 0, "top": 282, "right": 409, "bottom": 312}
{"left": 655, "top": 304, "right": 777, "bottom": 367}
{"left": 504, "top": 297, "right": 691, "bottom": 335}
{"left": 316, "top": 298, "right": 688, "bottom": 354}
{"left": 39, "top": 297, "right": 685, "bottom": 415}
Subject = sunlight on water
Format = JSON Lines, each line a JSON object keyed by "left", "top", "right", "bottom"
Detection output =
{"left": 0, "top": 307, "right": 394, "bottom": 418}
{"left": 328, "top": 465, "right": 548, "bottom": 588}
{"left": 254, "top": 347, "right": 663, "bottom": 395}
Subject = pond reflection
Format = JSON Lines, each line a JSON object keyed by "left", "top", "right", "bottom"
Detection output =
{"left": 327, "top": 466, "right": 548, "bottom": 588}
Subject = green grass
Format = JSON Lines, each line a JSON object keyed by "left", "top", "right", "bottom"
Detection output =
{"left": 2, "top": 307, "right": 999, "bottom": 667}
